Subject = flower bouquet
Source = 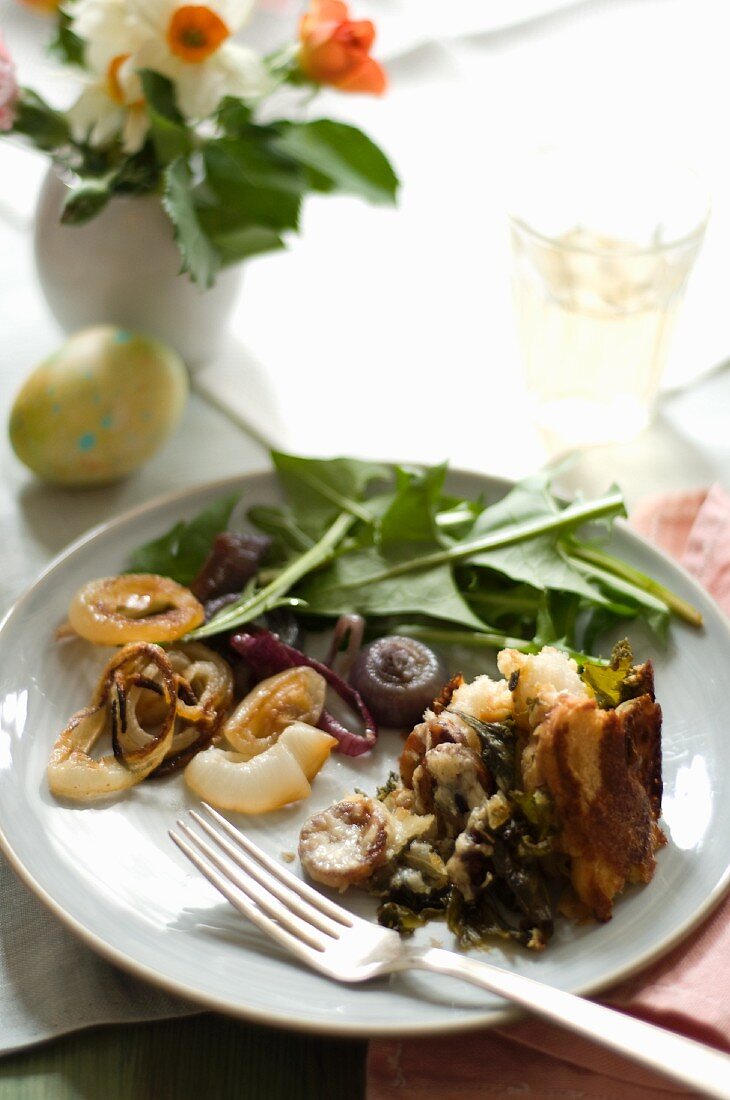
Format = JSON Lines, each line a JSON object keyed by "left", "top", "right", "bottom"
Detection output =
{"left": 1, "top": 0, "right": 398, "bottom": 287}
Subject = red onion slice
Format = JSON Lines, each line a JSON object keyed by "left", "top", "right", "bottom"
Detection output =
{"left": 323, "top": 614, "right": 366, "bottom": 677}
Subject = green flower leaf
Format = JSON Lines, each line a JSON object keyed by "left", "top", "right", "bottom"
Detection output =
{"left": 215, "top": 96, "right": 253, "bottom": 135}
{"left": 138, "top": 70, "right": 185, "bottom": 126}
{"left": 60, "top": 175, "right": 114, "bottom": 225}
{"left": 10, "top": 89, "right": 71, "bottom": 152}
{"left": 138, "top": 70, "right": 190, "bottom": 164}
{"left": 200, "top": 218, "right": 285, "bottom": 265}
{"left": 273, "top": 119, "right": 399, "bottom": 205}
{"left": 163, "top": 158, "right": 221, "bottom": 288}
{"left": 49, "top": 11, "right": 86, "bottom": 68}
{"left": 203, "top": 136, "right": 303, "bottom": 231}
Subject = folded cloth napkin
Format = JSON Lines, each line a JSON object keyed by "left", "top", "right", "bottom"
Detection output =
{"left": 631, "top": 484, "right": 730, "bottom": 616}
{"left": 368, "top": 484, "right": 730, "bottom": 1100}
{"left": 0, "top": 853, "right": 198, "bottom": 1055}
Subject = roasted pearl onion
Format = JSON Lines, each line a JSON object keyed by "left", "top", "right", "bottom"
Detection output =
{"left": 184, "top": 723, "right": 337, "bottom": 813}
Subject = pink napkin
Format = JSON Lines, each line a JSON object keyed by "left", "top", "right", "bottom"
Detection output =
{"left": 368, "top": 484, "right": 730, "bottom": 1100}
{"left": 631, "top": 484, "right": 730, "bottom": 616}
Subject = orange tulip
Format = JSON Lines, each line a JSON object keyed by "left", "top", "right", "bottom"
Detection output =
{"left": 298, "top": 0, "right": 386, "bottom": 96}
{"left": 16, "top": 0, "right": 60, "bottom": 12}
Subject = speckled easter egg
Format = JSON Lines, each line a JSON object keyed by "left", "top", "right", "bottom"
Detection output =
{"left": 9, "top": 327, "right": 188, "bottom": 486}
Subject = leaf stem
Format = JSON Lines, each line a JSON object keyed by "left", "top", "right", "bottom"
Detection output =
{"left": 568, "top": 543, "right": 702, "bottom": 627}
{"left": 436, "top": 506, "right": 477, "bottom": 529}
{"left": 186, "top": 511, "right": 355, "bottom": 639}
{"left": 391, "top": 623, "right": 605, "bottom": 667}
{"left": 276, "top": 464, "right": 375, "bottom": 524}
{"left": 339, "top": 492, "right": 625, "bottom": 588}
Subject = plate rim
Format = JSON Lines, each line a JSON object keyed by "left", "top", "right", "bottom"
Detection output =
{"left": 1, "top": 464, "right": 730, "bottom": 1038}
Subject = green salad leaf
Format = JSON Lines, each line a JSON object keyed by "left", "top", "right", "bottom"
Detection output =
{"left": 270, "top": 451, "right": 390, "bottom": 533}
{"left": 128, "top": 494, "right": 240, "bottom": 586}
{"left": 298, "top": 549, "right": 489, "bottom": 631}
{"left": 124, "top": 452, "right": 700, "bottom": 660}
{"left": 379, "top": 463, "right": 449, "bottom": 550}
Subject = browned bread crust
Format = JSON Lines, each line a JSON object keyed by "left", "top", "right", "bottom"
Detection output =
{"left": 531, "top": 694, "right": 665, "bottom": 921}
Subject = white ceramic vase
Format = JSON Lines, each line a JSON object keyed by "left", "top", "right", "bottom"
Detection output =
{"left": 33, "top": 168, "right": 243, "bottom": 366}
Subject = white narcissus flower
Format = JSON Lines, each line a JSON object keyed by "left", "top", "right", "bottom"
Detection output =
{"left": 67, "top": 0, "right": 149, "bottom": 151}
{"left": 65, "top": 0, "right": 268, "bottom": 149}
{"left": 68, "top": 75, "right": 149, "bottom": 154}
{"left": 69, "top": 0, "right": 141, "bottom": 73}
{"left": 126, "top": 0, "right": 269, "bottom": 119}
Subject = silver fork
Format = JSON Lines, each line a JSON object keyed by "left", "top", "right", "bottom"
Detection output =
{"left": 170, "top": 804, "right": 730, "bottom": 1100}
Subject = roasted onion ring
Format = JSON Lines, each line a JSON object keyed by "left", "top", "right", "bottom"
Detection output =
{"left": 47, "top": 643, "right": 178, "bottom": 801}
{"left": 111, "top": 642, "right": 235, "bottom": 777}
{"left": 155, "top": 644, "right": 235, "bottom": 776}
{"left": 222, "top": 666, "right": 326, "bottom": 752}
{"left": 68, "top": 574, "right": 204, "bottom": 645}
{"left": 167, "top": 643, "right": 235, "bottom": 732}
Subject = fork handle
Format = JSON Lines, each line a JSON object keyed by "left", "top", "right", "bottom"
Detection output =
{"left": 406, "top": 947, "right": 730, "bottom": 1100}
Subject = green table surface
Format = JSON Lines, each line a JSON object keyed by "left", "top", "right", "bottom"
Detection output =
{"left": 0, "top": 1015, "right": 366, "bottom": 1100}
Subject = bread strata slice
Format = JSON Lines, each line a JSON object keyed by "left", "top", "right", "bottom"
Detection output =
{"left": 526, "top": 690, "right": 665, "bottom": 921}
{"left": 298, "top": 644, "right": 666, "bottom": 947}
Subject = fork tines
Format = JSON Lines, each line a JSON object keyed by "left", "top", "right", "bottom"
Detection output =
{"left": 169, "top": 803, "right": 352, "bottom": 962}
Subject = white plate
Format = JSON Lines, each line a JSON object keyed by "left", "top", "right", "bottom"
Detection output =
{"left": 1, "top": 468, "right": 729, "bottom": 1037}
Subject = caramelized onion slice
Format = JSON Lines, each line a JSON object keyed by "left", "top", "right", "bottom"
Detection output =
{"left": 48, "top": 704, "right": 140, "bottom": 801}
{"left": 154, "top": 643, "right": 235, "bottom": 776}
{"left": 48, "top": 642, "right": 178, "bottom": 801}
{"left": 167, "top": 643, "right": 234, "bottom": 730}
{"left": 222, "top": 666, "right": 326, "bottom": 751}
{"left": 68, "top": 574, "right": 204, "bottom": 645}
{"left": 106, "top": 645, "right": 179, "bottom": 772}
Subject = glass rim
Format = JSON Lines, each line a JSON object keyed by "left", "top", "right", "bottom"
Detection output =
{"left": 508, "top": 208, "right": 710, "bottom": 258}
{"left": 507, "top": 146, "right": 712, "bottom": 258}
